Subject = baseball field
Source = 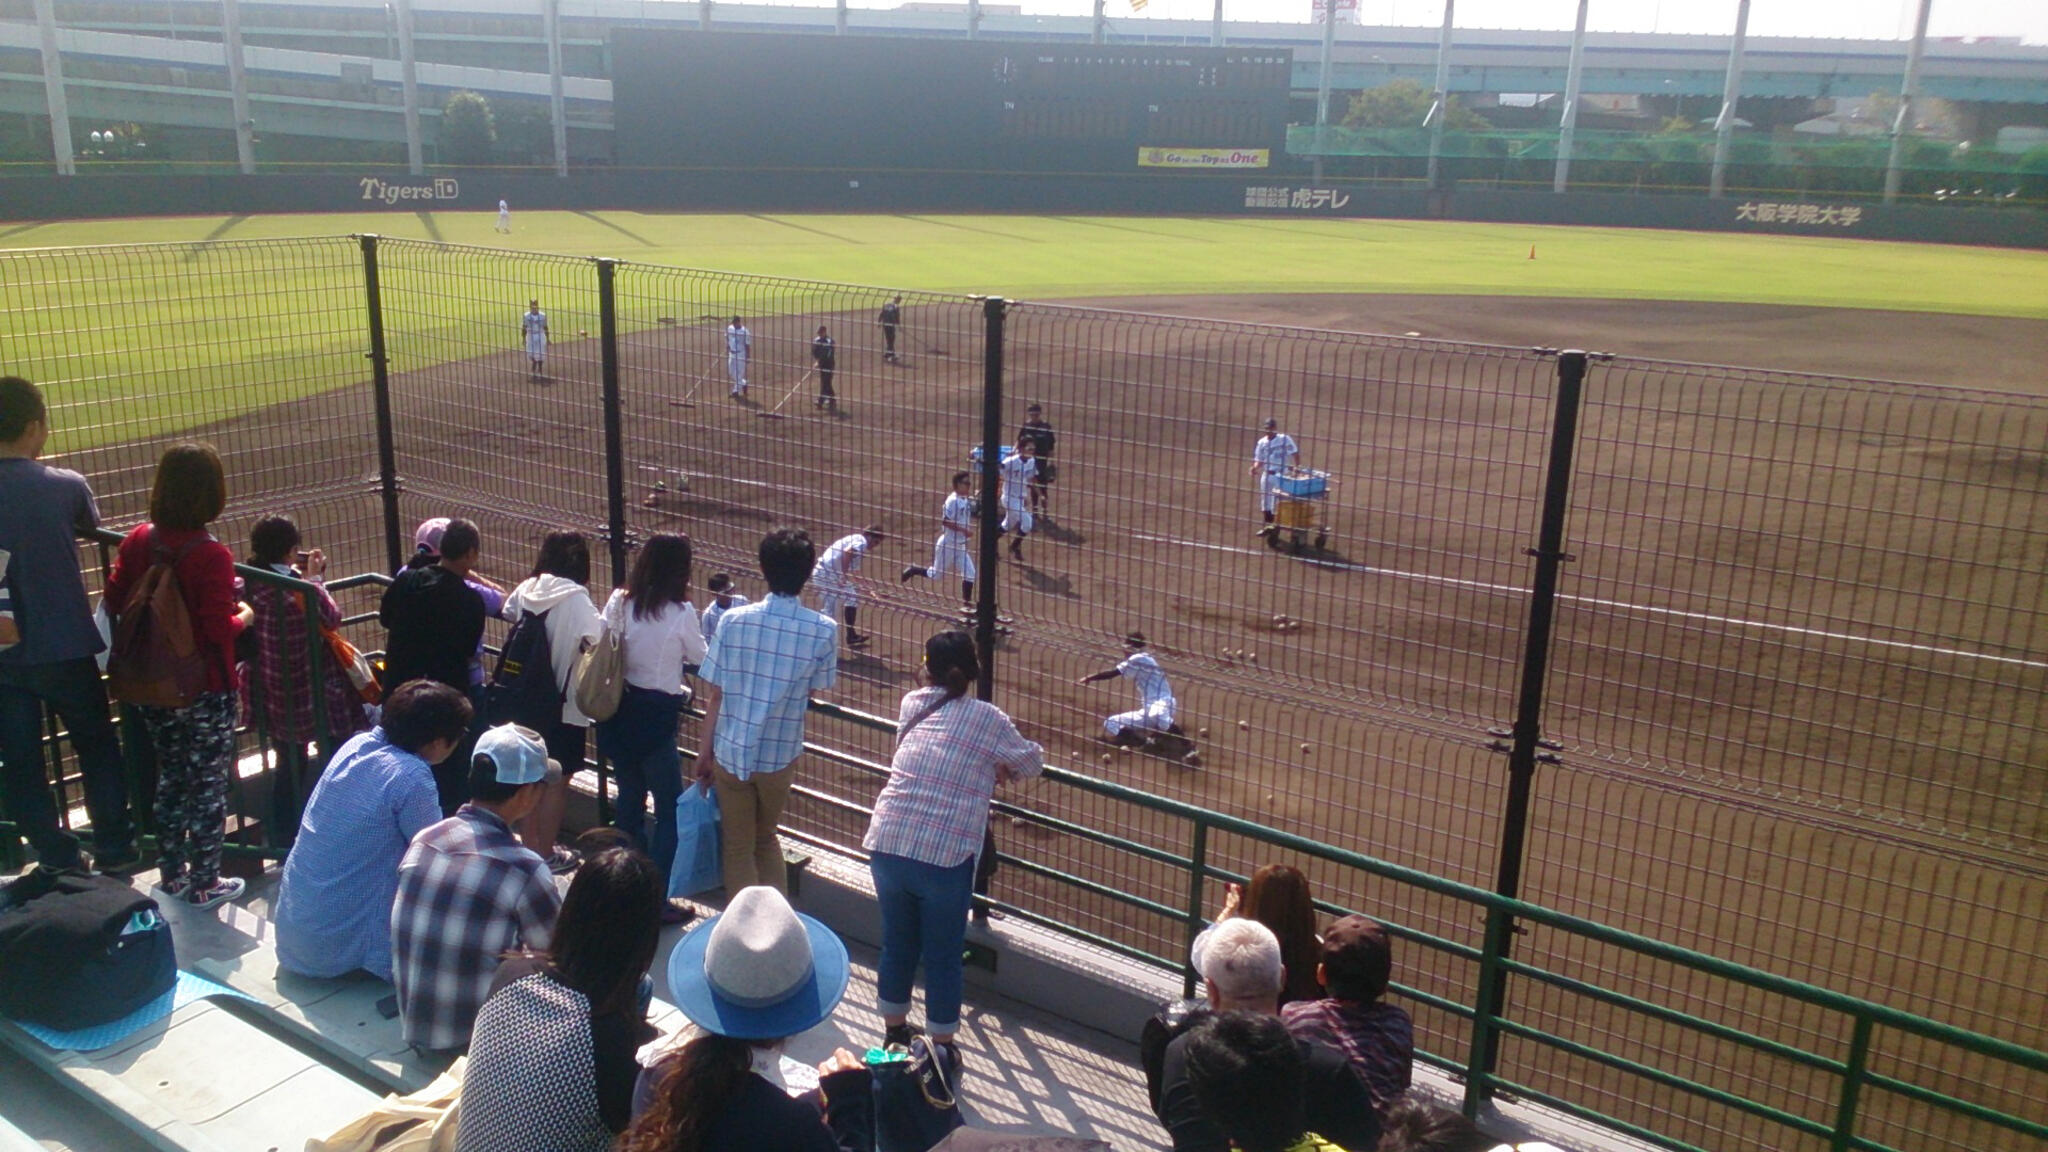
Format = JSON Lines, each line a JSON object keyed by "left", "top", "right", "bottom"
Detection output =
{"left": 7, "top": 211, "right": 2046, "bottom": 1149}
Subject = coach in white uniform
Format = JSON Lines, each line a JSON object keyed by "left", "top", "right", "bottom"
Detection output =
{"left": 812, "top": 526, "right": 880, "bottom": 648}
{"left": 1248, "top": 417, "right": 1300, "bottom": 537}
{"left": 902, "top": 471, "right": 978, "bottom": 615}
{"left": 725, "top": 316, "right": 751, "bottom": 397}
{"left": 1079, "top": 632, "right": 1179, "bottom": 743}
{"left": 521, "top": 299, "right": 548, "bottom": 373}
{"left": 496, "top": 199, "right": 511, "bottom": 233}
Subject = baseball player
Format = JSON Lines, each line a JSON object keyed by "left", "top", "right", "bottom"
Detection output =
{"left": 878, "top": 295, "right": 902, "bottom": 363}
{"left": 701, "top": 572, "right": 749, "bottom": 644}
{"left": 812, "top": 525, "right": 883, "bottom": 648}
{"left": 521, "top": 299, "right": 548, "bottom": 375}
{"left": 1018, "top": 403, "right": 1057, "bottom": 515}
{"left": 1248, "top": 417, "right": 1300, "bottom": 539}
{"left": 496, "top": 198, "right": 511, "bottom": 233}
{"left": 901, "top": 471, "right": 977, "bottom": 615}
{"left": 999, "top": 436, "right": 1038, "bottom": 561}
{"left": 1078, "top": 631, "right": 1182, "bottom": 747}
{"left": 725, "top": 316, "right": 751, "bottom": 398}
{"left": 811, "top": 325, "right": 837, "bottom": 409}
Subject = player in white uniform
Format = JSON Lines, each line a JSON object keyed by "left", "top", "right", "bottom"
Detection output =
{"left": 521, "top": 299, "right": 548, "bottom": 375}
{"left": 725, "top": 316, "right": 751, "bottom": 398}
{"left": 811, "top": 526, "right": 882, "bottom": 648}
{"left": 999, "top": 437, "right": 1038, "bottom": 561}
{"left": 1248, "top": 417, "right": 1300, "bottom": 539}
{"left": 496, "top": 199, "right": 511, "bottom": 233}
{"left": 1079, "top": 631, "right": 1181, "bottom": 746}
{"left": 700, "top": 573, "right": 749, "bottom": 646}
{"left": 901, "top": 471, "right": 978, "bottom": 615}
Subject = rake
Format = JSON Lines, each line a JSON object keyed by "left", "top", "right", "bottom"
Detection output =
{"left": 756, "top": 370, "right": 813, "bottom": 420}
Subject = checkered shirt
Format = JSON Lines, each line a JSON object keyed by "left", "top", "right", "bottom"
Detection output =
{"left": 699, "top": 593, "right": 838, "bottom": 780}
{"left": 864, "top": 688, "right": 1043, "bottom": 868}
{"left": 392, "top": 805, "right": 561, "bottom": 1051}
{"left": 1280, "top": 997, "right": 1416, "bottom": 1113}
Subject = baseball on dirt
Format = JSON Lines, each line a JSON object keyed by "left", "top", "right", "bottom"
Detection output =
{"left": 1100, "top": 753, "right": 1113, "bottom": 764}
{"left": 1247, "top": 652, "right": 1259, "bottom": 663}
{"left": 1199, "top": 727, "right": 1210, "bottom": 737}
{"left": 579, "top": 329, "right": 587, "bottom": 336}
{"left": 1238, "top": 720, "right": 1249, "bottom": 730}
{"left": 1300, "top": 743, "right": 1312, "bottom": 753}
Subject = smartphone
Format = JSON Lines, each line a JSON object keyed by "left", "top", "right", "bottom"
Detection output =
{"left": 295, "top": 550, "right": 312, "bottom": 563}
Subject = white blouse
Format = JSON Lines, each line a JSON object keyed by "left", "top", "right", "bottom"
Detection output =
{"left": 601, "top": 589, "right": 707, "bottom": 695}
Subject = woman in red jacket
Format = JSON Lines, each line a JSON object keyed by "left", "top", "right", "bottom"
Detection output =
{"left": 105, "top": 444, "right": 254, "bottom": 911}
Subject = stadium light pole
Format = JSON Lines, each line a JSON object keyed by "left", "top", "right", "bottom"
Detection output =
{"left": 1312, "top": 0, "right": 1335, "bottom": 184}
{"left": 1553, "top": 0, "right": 1589, "bottom": 194}
{"left": 836, "top": 0, "right": 847, "bottom": 35}
{"left": 1093, "top": 0, "right": 1106, "bottom": 46}
{"left": 395, "top": 0, "right": 423, "bottom": 175}
{"left": 1883, "top": 0, "right": 1933, "bottom": 204}
{"left": 30, "top": 0, "right": 74, "bottom": 176}
{"left": 969, "top": 0, "right": 981, "bottom": 40}
{"left": 545, "top": 0, "right": 568, "bottom": 175}
{"left": 1211, "top": 0, "right": 1223, "bottom": 47}
{"left": 1424, "top": 0, "right": 1454, "bottom": 191}
{"left": 222, "top": 0, "right": 256, "bottom": 174}
{"left": 1708, "top": 0, "right": 1750, "bottom": 199}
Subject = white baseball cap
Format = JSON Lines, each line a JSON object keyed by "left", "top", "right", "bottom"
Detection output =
{"left": 474, "top": 723, "right": 550, "bottom": 786}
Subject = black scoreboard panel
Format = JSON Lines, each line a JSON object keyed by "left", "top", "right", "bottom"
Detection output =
{"left": 612, "top": 32, "right": 1291, "bottom": 173}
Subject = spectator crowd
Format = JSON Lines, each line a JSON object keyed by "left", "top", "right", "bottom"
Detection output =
{"left": 1, "top": 372, "right": 1545, "bottom": 1152}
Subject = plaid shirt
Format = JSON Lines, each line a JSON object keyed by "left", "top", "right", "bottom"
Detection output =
{"left": 699, "top": 593, "right": 837, "bottom": 780}
{"left": 392, "top": 805, "right": 561, "bottom": 1050}
{"left": 1280, "top": 998, "right": 1415, "bottom": 1113}
{"left": 864, "top": 688, "right": 1043, "bottom": 868}
{"left": 241, "top": 569, "right": 364, "bottom": 745}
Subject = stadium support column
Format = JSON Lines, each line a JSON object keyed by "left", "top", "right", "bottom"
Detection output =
{"left": 1552, "top": 0, "right": 1588, "bottom": 193}
{"left": 1708, "top": 0, "right": 1750, "bottom": 199}
{"left": 545, "top": 0, "right": 568, "bottom": 176}
{"left": 697, "top": 0, "right": 710, "bottom": 31}
{"left": 974, "top": 298, "right": 1007, "bottom": 701}
{"left": 396, "top": 0, "right": 423, "bottom": 175}
{"left": 968, "top": 0, "right": 981, "bottom": 41}
{"left": 1312, "top": 0, "right": 1335, "bottom": 184}
{"left": 1210, "top": 0, "right": 1223, "bottom": 47}
{"left": 1092, "top": 0, "right": 1104, "bottom": 45}
{"left": 31, "top": 0, "right": 73, "bottom": 177}
{"left": 836, "top": 0, "right": 846, "bottom": 35}
{"left": 1424, "top": 0, "right": 1454, "bottom": 191}
{"left": 222, "top": 0, "right": 255, "bottom": 174}
{"left": 1883, "top": 0, "right": 1933, "bottom": 205}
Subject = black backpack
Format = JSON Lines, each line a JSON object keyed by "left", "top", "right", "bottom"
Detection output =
{"left": 486, "top": 608, "right": 562, "bottom": 729}
{"left": 0, "top": 870, "right": 177, "bottom": 1030}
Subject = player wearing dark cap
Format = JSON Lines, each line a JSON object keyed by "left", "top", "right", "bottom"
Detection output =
{"left": 1018, "top": 403, "right": 1057, "bottom": 515}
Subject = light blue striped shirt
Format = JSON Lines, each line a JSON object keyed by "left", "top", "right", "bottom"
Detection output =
{"left": 699, "top": 593, "right": 838, "bottom": 779}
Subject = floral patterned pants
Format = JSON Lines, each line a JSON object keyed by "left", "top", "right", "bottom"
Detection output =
{"left": 138, "top": 691, "right": 238, "bottom": 889}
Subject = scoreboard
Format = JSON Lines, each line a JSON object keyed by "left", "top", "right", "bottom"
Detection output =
{"left": 611, "top": 33, "right": 1292, "bottom": 173}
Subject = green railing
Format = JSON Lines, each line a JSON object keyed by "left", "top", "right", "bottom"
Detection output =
{"left": 789, "top": 699, "right": 2048, "bottom": 1152}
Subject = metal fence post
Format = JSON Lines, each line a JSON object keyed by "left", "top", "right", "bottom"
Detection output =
{"left": 1181, "top": 818, "right": 1211, "bottom": 1000}
{"left": 974, "top": 296, "right": 1007, "bottom": 703}
{"left": 596, "top": 258, "right": 630, "bottom": 585}
{"left": 1477, "top": 348, "right": 1590, "bottom": 1095}
{"left": 360, "top": 235, "right": 405, "bottom": 575}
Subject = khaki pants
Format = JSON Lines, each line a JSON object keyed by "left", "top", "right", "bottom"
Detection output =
{"left": 712, "top": 761, "right": 793, "bottom": 894}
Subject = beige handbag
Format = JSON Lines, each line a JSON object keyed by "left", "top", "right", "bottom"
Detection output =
{"left": 574, "top": 621, "right": 626, "bottom": 723}
{"left": 305, "top": 1058, "right": 465, "bottom": 1152}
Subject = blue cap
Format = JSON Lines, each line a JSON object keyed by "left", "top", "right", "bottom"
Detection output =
{"left": 474, "top": 724, "right": 550, "bottom": 786}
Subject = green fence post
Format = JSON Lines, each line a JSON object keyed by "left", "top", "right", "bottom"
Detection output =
{"left": 1462, "top": 899, "right": 1519, "bottom": 1117}
{"left": 1181, "top": 817, "right": 1210, "bottom": 1000}
{"left": 360, "top": 234, "right": 406, "bottom": 576}
{"left": 974, "top": 296, "right": 1007, "bottom": 694}
{"left": 1830, "top": 1015, "right": 1875, "bottom": 1152}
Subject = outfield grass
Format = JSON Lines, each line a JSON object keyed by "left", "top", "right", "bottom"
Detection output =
{"left": 3, "top": 211, "right": 2045, "bottom": 318}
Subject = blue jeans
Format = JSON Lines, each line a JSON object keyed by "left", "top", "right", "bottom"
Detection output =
{"left": 870, "top": 850, "right": 977, "bottom": 1034}
{"left": 0, "top": 657, "right": 134, "bottom": 867}
{"left": 596, "top": 685, "right": 685, "bottom": 877}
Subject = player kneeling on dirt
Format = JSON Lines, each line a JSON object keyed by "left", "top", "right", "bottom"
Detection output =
{"left": 1079, "top": 632, "right": 1192, "bottom": 761}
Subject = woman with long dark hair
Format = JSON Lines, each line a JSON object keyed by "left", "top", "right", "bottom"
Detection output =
{"left": 105, "top": 443, "right": 253, "bottom": 910}
{"left": 862, "top": 630, "right": 1042, "bottom": 1050}
{"left": 502, "top": 529, "right": 602, "bottom": 869}
{"left": 1211, "top": 862, "right": 1324, "bottom": 1006}
{"left": 593, "top": 534, "right": 705, "bottom": 900}
{"left": 457, "top": 847, "right": 665, "bottom": 1151}
{"left": 619, "top": 885, "right": 869, "bottom": 1152}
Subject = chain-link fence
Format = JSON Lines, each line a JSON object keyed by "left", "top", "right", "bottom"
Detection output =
{"left": 6, "top": 236, "right": 2044, "bottom": 1151}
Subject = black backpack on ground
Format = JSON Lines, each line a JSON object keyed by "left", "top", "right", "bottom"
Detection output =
{"left": 0, "top": 869, "right": 177, "bottom": 1030}
{"left": 486, "top": 608, "right": 561, "bottom": 729}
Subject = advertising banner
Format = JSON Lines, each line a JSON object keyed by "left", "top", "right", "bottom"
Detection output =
{"left": 1138, "top": 147, "right": 1271, "bottom": 169}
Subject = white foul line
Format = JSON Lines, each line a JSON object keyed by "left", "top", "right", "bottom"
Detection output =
{"left": 1129, "top": 533, "right": 2048, "bottom": 672}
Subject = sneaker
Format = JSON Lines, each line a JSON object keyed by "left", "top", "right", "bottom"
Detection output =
{"left": 901, "top": 566, "right": 922, "bottom": 583}
{"left": 845, "top": 631, "right": 870, "bottom": 648}
{"left": 183, "top": 877, "right": 246, "bottom": 911}
{"left": 91, "top": 848, "right": 144, "bottom": 877}
{"left": 154, "top": 874, "right": 190, "bottom": 900}
{"left": 545, "top": 845, "right": 583, "bottom": 875}
{"left": 883, "top": 1022, "right": 924, "bottom": 1049}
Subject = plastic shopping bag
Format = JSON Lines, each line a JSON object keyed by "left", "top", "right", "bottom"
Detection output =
{"left": 667, "top": 783, "right": 723, "bottom": 898}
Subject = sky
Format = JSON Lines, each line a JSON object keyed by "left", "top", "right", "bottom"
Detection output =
{"left": 780, "top": 0, "right": 2048, "bottom": 44}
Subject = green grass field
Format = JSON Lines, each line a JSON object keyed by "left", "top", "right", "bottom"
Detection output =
{"left": 5, "top": 211, "right": 2046, "bottom": 317}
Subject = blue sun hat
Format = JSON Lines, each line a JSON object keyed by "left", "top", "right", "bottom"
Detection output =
{"left": 667, "top": 885, "right": 850, "bottom": 1040}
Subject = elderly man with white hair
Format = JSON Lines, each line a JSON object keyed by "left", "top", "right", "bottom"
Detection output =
{"left": 1150, "top": 918, "right": 1382, "bottom": 1152}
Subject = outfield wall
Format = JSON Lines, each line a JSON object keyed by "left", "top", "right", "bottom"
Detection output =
{"left": 1, "top": 170, "right": 2042, "bottom": 248}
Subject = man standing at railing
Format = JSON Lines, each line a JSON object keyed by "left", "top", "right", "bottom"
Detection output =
{"left": 1249, "top": 417, "right": 1299, "bottom": 541}
{"left": 692, "top": 528, "right": 838, "bottom": 895}
{"left": 0, "top": 376, "right": 137, "bottom": 875}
